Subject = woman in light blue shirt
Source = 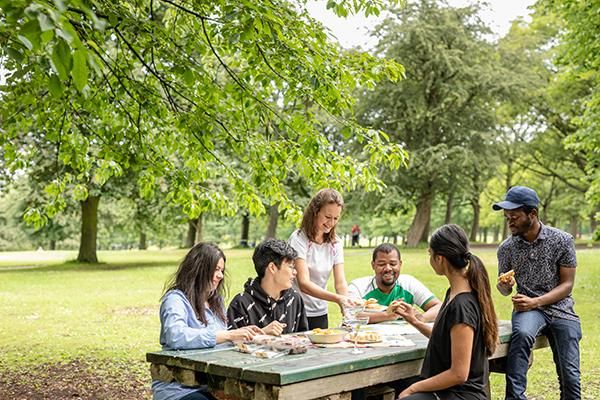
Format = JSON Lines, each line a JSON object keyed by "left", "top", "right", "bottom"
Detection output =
{"left": 152, "top": 242, "right": 262, "bottom": 400}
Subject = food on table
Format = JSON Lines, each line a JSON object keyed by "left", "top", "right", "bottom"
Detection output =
{"left": 311, "top": 328, "right": 342, "bottom": 335}
{"left": 306, "top": 328, "right": 346, "bottom": 344}
{"left": 346, "top": 331, "right": 382, "bottom": 343}
{"left": 499, "top": 269, "right": 515, "bottom": 284}
{"left": 252, "top": 335, "right": 277, "bottom": 345}
{"left": 364, "top": 298, "right": 383, "bottom": 310}
{"left": 234, "top": 342, "right": 252, "bottom": 353}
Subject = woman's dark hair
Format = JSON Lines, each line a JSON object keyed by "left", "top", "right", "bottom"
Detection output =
{"left": 163, "top": 242, "right": 227, "bottom": 324}
{"left": 299, "top": 188, "right": 344, "bottom": 243}
{"left": 429, "top": 224, "right": 498, "bottom": 355}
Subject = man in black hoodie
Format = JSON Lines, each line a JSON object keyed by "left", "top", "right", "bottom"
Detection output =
{"left": 227, "top": 239, "right": 309, "bottom": 335}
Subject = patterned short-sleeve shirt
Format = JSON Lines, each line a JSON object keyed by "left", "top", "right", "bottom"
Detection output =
{"left": 497, "top": 223, "right": 579, "bottom": 321}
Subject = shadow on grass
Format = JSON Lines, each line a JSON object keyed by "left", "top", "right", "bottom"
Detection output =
{"left": 0, "top": 259, "right": 178, "bottom": 273}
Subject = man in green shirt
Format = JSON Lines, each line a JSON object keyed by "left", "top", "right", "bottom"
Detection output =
{"left": 348, "top": 243, "right": 441, "bottom": 323}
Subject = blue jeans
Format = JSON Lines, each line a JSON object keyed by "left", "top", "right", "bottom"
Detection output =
{"left": 506, "top": 310, "right": 581, "bottom": 400}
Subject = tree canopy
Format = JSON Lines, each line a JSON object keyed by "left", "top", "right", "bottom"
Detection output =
{"left": 0, "top": 0, "right": 407, "bottom": 221}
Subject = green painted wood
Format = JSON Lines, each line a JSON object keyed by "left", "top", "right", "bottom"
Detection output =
{"left": 147, "top": 321, "right": 516, "bottom": 386}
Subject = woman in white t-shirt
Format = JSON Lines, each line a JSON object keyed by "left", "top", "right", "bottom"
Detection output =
{"left": 289, "top": 188, "right": 354, "bottom": 329}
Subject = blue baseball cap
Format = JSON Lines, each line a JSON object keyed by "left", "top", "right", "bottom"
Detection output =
{"left": 492, "top": 186, "right": 540, "bottom": 211}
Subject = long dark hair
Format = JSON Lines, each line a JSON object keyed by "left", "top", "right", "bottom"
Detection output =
{"left": 163, "top": 242, "right": 227, "bottom": 324}
{"left": 429, "top": 224, "right": 498, "bottom": 355}
{"left": 299, "top": 188, "right": 344, "bottom": 243}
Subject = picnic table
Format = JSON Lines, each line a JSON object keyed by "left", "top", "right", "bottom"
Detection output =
{"left": 147, "top": 320, "right": 549, "bottom": 400}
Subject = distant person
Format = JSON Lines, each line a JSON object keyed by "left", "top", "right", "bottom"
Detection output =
{"left": 289, "top": 188, "right": 355, "bottom": 329}
{"left": 152, "top": 243, "right": 262, "bottom": 400}
{"left": 227, "top": 239, "right": 309, "bottom": 335}
{"left": 351, "top": 224, "right": 361, "bottom": 247}
{"left": 348, "top": 243, "right": 441, "bottom": 324}
{"left": 393, "top": 224, "right": 498, "bottom": 399}
{"left": 493, "top": 186, "right": 581, "bottom": 400}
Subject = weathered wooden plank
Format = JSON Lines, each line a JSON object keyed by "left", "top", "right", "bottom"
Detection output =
{"left": 273, "top": 360, "right": 423, "bottom": 400}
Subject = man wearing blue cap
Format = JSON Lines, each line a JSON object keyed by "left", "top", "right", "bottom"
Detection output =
{"left": 493, "top": 186, "right": 581, "bottom": 400}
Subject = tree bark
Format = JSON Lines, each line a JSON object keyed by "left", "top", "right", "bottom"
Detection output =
{"left": 266, "top": 203, "right": 279, "bottom": 238}
{"left": 493, "top": 225, "right": 500, "bottom": 243}
{"left": 502, "top": 164, "right": 513, "bottom": 239}
{"left": 470, "top": 196, "right": 480, "bottom": 242}
{"left": 77, "top": 195, "right": 100, "bottom": 263}
{"left": 240, "top": 212, "right": 250, "bottom": 247}
{"left": 406, "top": 191, "right": 433, "bottom": 247}
{"left": 569, "top": 215, "right": 578, "bottom": 238}
{"left": 194, "top": 214, "right": 204, "bottom": 244}
{"left": 185, "top": 219, "right": 197, "bottom": 248}
{"left": 444, "top": 192, "right": 454, "bottom": 224}
{"left": 590, "top": 210, "right": 598, "bottom": 236}
{"left": 49, "top": 239, "right": 56, "bottom": 250}
{"left": 139, "top": 231, "right": 147, "bottom": 250}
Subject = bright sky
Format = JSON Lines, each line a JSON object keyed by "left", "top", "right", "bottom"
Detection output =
{"left": 307, "top": 0, "right": 536, "bottom": 49}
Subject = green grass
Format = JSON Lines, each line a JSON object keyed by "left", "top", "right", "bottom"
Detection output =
{"left": 0, "top": 247, "right": 598, "bottom": 399}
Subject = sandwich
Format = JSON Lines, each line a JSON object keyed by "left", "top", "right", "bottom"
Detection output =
{"left": 499, "top": 269, "right": 515, "bottom": 284}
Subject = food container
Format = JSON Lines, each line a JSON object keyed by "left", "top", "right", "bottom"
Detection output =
{"left": 305, "top": 329, "right": 347, "bottom": 344}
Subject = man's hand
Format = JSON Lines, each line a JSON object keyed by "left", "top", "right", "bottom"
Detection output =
{"left": 512, "top": 294, "right": 539, "bottom": 311}
{"left": 263, "top": 321, "right": 287, "bottom": 336}
{"left": 497, "top": 270, "right": 516, "bottom": 296}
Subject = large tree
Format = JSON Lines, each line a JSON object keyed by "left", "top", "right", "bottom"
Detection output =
{"left": 357, "top": 0, "right": 502, "bottom": 246}
{"left": 0, "top": 0, "right": 407, "bottom": 261}
{"left": 539, "top": 0, "right": 600, "bottom": 211}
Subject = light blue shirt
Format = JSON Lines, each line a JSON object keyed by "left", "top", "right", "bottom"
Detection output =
{"left": 152, "top": 289, "right": 227, "bottom": 400}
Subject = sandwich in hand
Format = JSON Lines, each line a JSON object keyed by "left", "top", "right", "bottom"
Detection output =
{"left": 498, "top": 269, "right": 515, "bottom": 284}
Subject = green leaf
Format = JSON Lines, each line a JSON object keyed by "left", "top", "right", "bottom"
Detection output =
{"left": 72, "top": 49, "right": 89, "bottom": 92}
{"left": 37, "top": 13, "right": 54, "bottom": 31}
{"left": 19, "top": 19, "right": 41, "bottom": 50}
{"left": 73, "top": 184, "right": 88, "bottom": 201}
{"left": 48, "top": 74, "right": 64, "bottom": 98}
{"left": 51, "top": 39, "right": 72, "bottom": 81}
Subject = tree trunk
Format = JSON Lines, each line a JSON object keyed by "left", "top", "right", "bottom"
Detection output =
{"left": 406, "top": 191, "right": 433, "bottom": 247}
{"left": 502, "top": 165, "right": 513, "bottom": 239}
{"left": 49, "top": 239, "right": 56, "bottom": 250}
{"left": 139, "top": 231, "right": 147, "bottom": 250}
{"left": 444, "top": 193, "right": 454, "bottom": 224}
{"left": 483, "top": 227, "right": 488, "bottom": 244}
{"left": 194, "top": 214, "right": 204, "bottom": 244}
{"left": 77, "top": 195, "right": 100, "bottom": 263}
{"left": 185, "top": 219, "right": 197, "bottom": 248}
{"left": 266, "top": 203, "right": 279, "bottom": 238}
{"left": 569, "top": 215, "right": 578, "bottom": 238}
{"left": 493, "top": 225, "right": 500, "bottom": 243}
{"left": 470, "top": 196, "right": 480, "bottom": 242}
{"left": 419, "top": 219, "right": 430, "bottom": 243}
{"left": 590, "top": 210, "right": 598, "bottom": 235}
{"left": 240, "top": 212, "right": 250, "bottom": 247}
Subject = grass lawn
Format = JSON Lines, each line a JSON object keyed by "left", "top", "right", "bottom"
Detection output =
{"left": 0, "top": 247, "right": 598, "bottom": 399}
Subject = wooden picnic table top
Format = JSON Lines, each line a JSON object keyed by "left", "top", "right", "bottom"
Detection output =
{"left": 146, "top": 320, "right": 535, "bottom": 387}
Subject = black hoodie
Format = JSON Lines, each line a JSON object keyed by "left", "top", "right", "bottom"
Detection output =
{"left": 227, "top": 278, "right": 309, "bottom": 334}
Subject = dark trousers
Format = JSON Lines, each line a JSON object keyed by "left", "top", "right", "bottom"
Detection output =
{"left": 307, "top": 314, "right": 329, "bottom": 329}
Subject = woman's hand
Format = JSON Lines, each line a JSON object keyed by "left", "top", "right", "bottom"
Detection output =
{"left": 225, "top": 325, "right": 263, "bottom": 342}
{"left": 390, "top": 300, "right": 422, "bottom": 325}
{"left": 263, "top": 321, "right": 287, "bottom": 336}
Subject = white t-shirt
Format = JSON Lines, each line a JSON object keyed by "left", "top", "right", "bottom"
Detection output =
{"left": 288, "top": 229, "right": 344, "bottom": 317}
{"left": 348, "top": 275, "right": 436, "bottom": 309}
